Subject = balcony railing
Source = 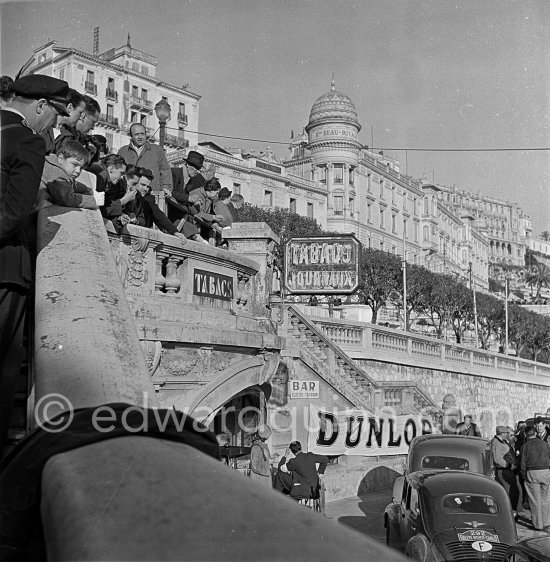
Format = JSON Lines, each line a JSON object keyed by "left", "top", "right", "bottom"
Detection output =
{"left": 105, "top": 88, "right": 118, "bottom": 101}
{"left": 177, "top": 112, "right": 188, "bottom": 124}
{"left": 98, "top": 113, "right": 119, "bottom": 128}
{"left": 84, "top": 81, "right": 97, "bottom": 95}
{"left": 129, "top": 94, "right": 153, "bottom": 109}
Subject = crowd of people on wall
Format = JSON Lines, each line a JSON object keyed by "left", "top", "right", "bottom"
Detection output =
{"left": 0, "top": 72, "right": 245, "bottom": 453}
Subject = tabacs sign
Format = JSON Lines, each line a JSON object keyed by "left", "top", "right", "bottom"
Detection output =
{"left": 284, "top": 234, "right": 360, "bottom": 294}
{"left": 193, "top": 269, "right": 234, "bottom": 301}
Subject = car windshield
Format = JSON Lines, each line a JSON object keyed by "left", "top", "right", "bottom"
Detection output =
{"left": 442, "top": 494, "right": 499, "bottom": 515}
{"left": 422, "top": 456, "right": 469, "bottom": 470}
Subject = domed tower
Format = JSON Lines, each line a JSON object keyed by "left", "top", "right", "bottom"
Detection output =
{"left": 306, "top": 79, "right": 362, "bottom": 222}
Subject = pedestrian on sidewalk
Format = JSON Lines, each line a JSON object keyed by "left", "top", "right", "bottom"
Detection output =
{"left": 491, "top": 426, "right": 520, "bottom": 519}
{"left": 520, "top": 428, "right": 550, "bottom": 531}
{"left": 455, "top": 415, "right": 482, "bottom": 437}
{"left": 249, "top": 424, "right": 274, "bottom": 489}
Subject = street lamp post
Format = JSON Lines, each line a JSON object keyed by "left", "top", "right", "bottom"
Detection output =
{"left": 154, "top": 99, "right": 171, "bottom": 150}
{"left": 402, "top": 226, "right": 407, "bottom": 331}
{"left": 469, "top": 262, "right": 479, "bottom": 347}
{"left": 504, "top": 276, "right": 510, "bottom": 355}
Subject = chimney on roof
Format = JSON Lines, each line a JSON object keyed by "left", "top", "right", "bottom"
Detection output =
{"left": 93, "top": 27, "right": 99, "bottom": 57}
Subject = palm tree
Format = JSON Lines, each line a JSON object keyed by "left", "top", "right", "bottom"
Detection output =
{"left": 524, "top": 263, "right": 550, "bottom": 304}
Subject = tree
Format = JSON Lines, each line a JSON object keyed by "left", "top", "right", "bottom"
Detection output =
{"left": 449, "top": 283, "right": 474, "bottom": 344}
{"left": 540, "top": 230, "right": 550, "bottom": 241}
{"left": 236, "top": 203, "right": 329, "bottom": 270}
{"left": 508, "top": 305, "right": 535, "bottom": 357}
{"left": 422, "top": 274, "right": 461, "bottom": 338}
{"left": 390, "top": 263, "right": 434, "bottom": 331}
{"left": 524, "top": 263, "right": 550, "bottom": 304}
{"left": 357, "top": 248, "right": 401, "bottom": 324}
{"left": 475, "top": 292, "right": 505, "bottom": 350}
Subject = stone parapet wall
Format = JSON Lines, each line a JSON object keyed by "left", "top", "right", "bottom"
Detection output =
{"left": 357, "top": 359, "right": 549, "bottom": 437}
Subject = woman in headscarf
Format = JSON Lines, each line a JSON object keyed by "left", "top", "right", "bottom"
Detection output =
{"left": 249, "top": 424, "right": 273, "bottom": 488}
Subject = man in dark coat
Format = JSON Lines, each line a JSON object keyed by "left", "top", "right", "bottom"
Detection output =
{"left": 167, "top": 151, "right": 206, "bottom": 224}
{"left": 455, "top": 415, "right": 482, "bottom": 437}
{"left": 276, "top": 441, "right": 329, "bottom": 499}
{"left": 122, "top": 168, "right": 187, "bottom": 242}
{"left": 0, "top": 74, "right": 69, "bottom": 452}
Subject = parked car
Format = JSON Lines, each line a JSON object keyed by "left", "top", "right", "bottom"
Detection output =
{"left": 385, "top": 470, "right": 517, "bottom": 561}
{"left": 504, "top": 537, "right": 550, "bottom": 562}
{"left": 391, "top": 433, "right": 493, "bottom": 505}
{"left": 405, "top": 434, "right": 493, "bottom": 476}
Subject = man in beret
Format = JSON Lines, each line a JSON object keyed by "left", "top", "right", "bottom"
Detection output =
{"left": 0, "top": 74, "right": 69, "bottom": 453}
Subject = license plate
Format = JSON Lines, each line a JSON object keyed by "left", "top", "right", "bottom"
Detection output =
{"left": 457, "top": 530, "right": 500, "bottom": 543}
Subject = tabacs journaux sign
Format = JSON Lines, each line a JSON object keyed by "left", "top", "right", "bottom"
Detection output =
{"left": 284, "top": 234, "right": 360, "bottom": 294}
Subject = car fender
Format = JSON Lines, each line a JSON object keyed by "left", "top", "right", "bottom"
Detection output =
{"left": 392, "top": 476, "right": 404, "bottom": 502}
{"left": 406, "top": 534, "right": 439, "bottom": 562}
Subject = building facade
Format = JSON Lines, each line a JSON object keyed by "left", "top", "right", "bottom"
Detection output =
{"left": 24, "top": 36, "right": 200, "bottom": 152}
{"left": 169, "top": 80, "right": 491, "bottom": 289}
{"left": 436, "top": 186, "right": 532, "bottom": 268}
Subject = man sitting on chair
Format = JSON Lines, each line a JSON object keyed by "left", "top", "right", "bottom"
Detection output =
{"left": 274, "top": 441, "right": 328, "bottom": 500}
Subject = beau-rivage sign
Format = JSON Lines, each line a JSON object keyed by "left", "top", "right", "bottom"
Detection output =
{"left": 284, "top": 235, "right": 360, "bottom": 294}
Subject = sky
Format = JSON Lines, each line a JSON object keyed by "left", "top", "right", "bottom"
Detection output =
{"left": 2, "top": 0, "right": 550, "bottom": 233}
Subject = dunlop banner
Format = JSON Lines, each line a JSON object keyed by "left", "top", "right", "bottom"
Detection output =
{"left": 307, "top": 404, "right": 434, "bottom": 456}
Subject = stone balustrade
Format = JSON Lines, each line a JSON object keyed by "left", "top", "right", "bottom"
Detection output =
{"left": 313, "top": 316, "right": 550, "bottom": 387}
{"left": 281, "top": 304, "right": 439, "bottom": 415}
{"left": 107, "top": 223, "right": 262, "bottom": 317}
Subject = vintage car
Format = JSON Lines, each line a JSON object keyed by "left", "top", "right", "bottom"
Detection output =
{"left": 405, "top": 434, "right": 493, "bottom": 476}
{"left": 385, "top": 470, "right": 517, "bottom": 561}
{"left": 504, "top": 537, "right": 550, "bottom": 562}
{"left": 391, "top": 434, "right": 493, "bottom": 506}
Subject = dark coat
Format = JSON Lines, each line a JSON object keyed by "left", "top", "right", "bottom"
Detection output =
{"left": 124, "top": 193, "right": 177, "bottom": 235}
{"left": 0, "top": 110, "right": 47, "bottom": 287}
{"left": 168, "top": 168, "right": 205, "bottom": 223}
{"left": 286, "top": 451, "right": 329, "bottom": 499}
{"left": 118, "top": 142, "right": 173, "bottom": 192}
{"left": 455, "top": 422, "right": 482, "bottom": 437}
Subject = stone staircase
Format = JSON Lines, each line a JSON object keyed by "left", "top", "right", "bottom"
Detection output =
{"left": 281, "top": 304, "right": 439, "bottom": 416}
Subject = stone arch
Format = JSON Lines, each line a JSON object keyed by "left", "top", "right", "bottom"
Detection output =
{"left": 189, "top": 354, "right": 280, "bottom": 424}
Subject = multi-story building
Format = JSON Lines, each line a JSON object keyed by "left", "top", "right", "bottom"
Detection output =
{"left": 23, "top": 35, "right": 200, "bottom": 152}
{"left": 436, "top": 186, "right": 532, "bottom": 268}
{"left": 169, "top": 80, "right": 490, "bottom": 289}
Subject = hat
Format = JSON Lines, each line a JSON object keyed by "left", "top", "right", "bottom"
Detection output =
{"left": 496, "top": 426, "right": 509, "bottom": 435}
{"left": 256, "top": 424, "right": 271, "bottom": 440}
{"left": 535, "top": 417, "right": 545, "bottom": 424}
{"left": 10, "top": 74, "right": 70, "bottom": 116}
{"left": 218, "top": 187, "right": 232, "bottom": 199}
{"left": 184, "top": 150, "right": 204, "bottom": 170}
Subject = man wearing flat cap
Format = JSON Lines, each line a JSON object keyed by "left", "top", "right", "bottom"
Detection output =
{"left": 0, "top": 74, "right": 69, "bottom": 453}
{"left": 491, "top": 425, "right": 520, "bottom": 519}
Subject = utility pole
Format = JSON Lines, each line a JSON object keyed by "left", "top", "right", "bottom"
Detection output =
{"left": 504, "top": 276, "right": 509, "bottom": 355}
{"left": 402, "top": 226, "right": 407, "bottom": 331}
{"left": 469, "top": 262, "right": 479, "bottom": 347}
